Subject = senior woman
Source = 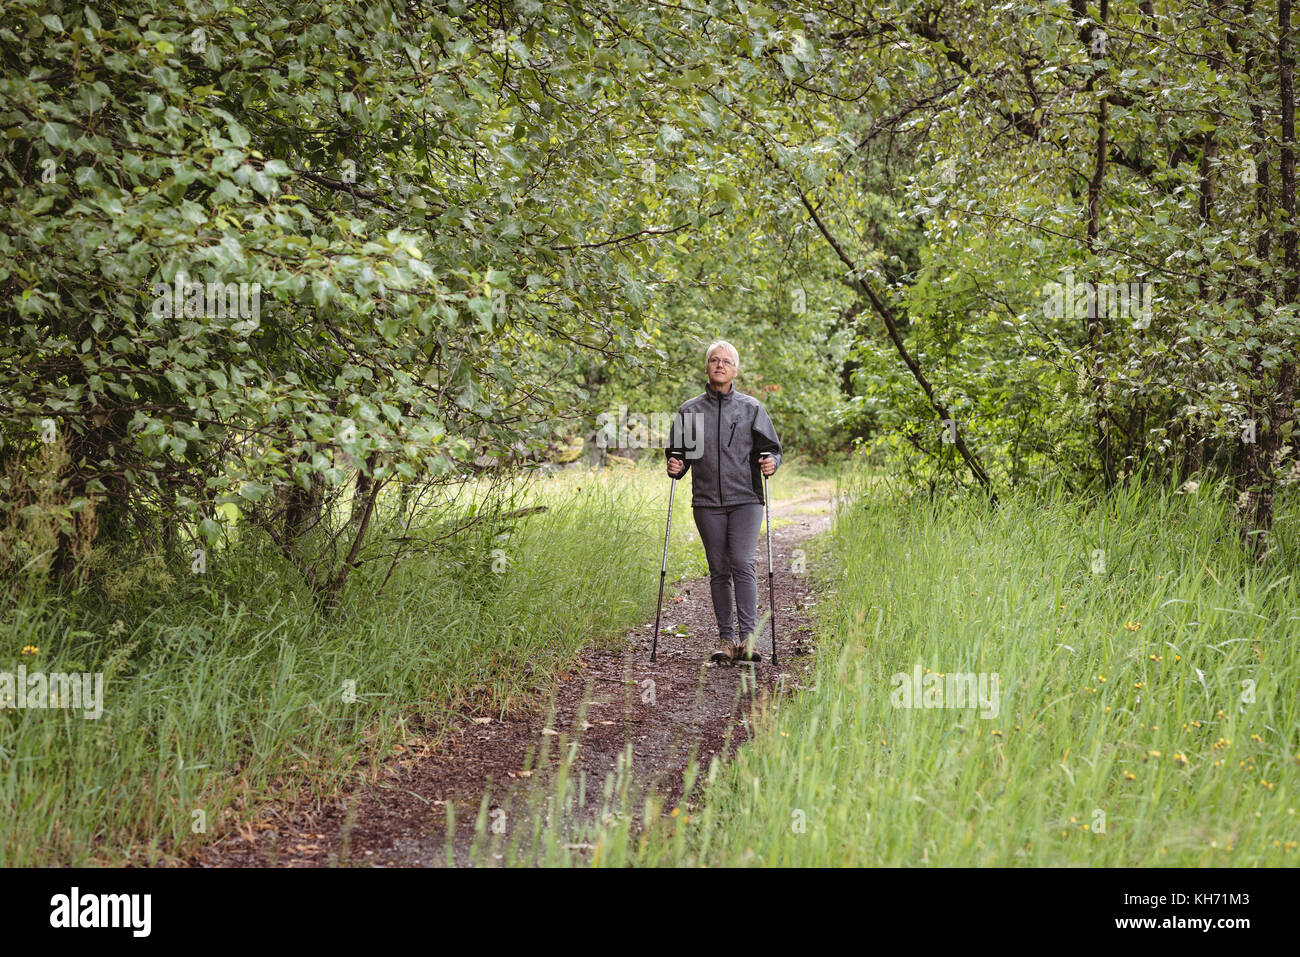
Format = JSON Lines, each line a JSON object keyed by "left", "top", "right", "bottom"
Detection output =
{"left": 665, "top": 340, "right": 783, "bottom": 664}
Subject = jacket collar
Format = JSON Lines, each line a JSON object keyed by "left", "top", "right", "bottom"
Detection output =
{"left": 705, "top": 382, "right": 738, "bottom": 399}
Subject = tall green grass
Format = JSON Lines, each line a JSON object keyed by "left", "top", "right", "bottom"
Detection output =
{"left": 0, "top": 463, "right": 692, "bottom": 865}
{"left": 485, "top": 470, "right": 1300, "bottom": 866}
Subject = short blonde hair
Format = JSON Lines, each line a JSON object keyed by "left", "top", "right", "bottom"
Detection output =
{"left": 705, "top": 339, "right": 740, "bottom": 372}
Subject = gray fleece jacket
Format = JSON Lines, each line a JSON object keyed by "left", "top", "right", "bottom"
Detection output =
{"left": 664, "top": 384, "right": 783, "bottom": 507}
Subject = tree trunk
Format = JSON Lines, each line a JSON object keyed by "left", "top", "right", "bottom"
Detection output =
{"left": 1240, "top": 0, "right": 1299, "bottom": 559}
{"left": 1077, "top": 0, "right": 1114, "bottom": 489}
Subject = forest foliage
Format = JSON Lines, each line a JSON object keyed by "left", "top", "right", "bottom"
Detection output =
{"left": 2, "top": 0, "right": 1297, "bottom": 605}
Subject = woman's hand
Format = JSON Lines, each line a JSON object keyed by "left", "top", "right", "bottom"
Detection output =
{"left": 759, "top": 453, "right": 775, "bottom": 477}
{"left": 667, "top": 456, "right": 684, "bottom": 477}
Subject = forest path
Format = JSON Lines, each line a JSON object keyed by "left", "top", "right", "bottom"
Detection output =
{"left": 192, "top": 491, "right": 836, "bottom": 867}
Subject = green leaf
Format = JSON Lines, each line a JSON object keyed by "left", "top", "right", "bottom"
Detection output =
{"left": 41, "top": 122, "right": 70, "bottom": 148}
{"left": 198, "top": 517, "right": 221, "bottom": 546}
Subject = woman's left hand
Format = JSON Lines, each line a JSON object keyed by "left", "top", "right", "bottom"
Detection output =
{"left": 759, "top": 454, "right": 775, "bottom": 477}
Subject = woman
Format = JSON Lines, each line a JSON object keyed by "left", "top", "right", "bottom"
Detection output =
{"left": 665, "top": 340, "right": 783, "bottom": 664}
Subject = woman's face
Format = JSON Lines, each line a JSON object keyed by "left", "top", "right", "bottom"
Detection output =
{"left": 706, "top": 348, "right": 738, "bottom": 390}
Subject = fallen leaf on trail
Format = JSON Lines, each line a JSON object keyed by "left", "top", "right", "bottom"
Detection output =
{"left": 508, "top": 770, "right": 534, "bottom": 779}
{"left": 471, "top": 717, "right": 492, "bottom": 724}
{"left": 541, "top": 727, "right": 559, "bottom": 736}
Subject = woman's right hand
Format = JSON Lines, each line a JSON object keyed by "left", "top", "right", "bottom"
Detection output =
{"left": 667, "top": 456, "right": 684, "bottom": 477}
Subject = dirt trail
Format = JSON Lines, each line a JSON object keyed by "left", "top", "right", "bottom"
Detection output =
{"left": 193, "top": 492, "right": 834, "bottom": 867}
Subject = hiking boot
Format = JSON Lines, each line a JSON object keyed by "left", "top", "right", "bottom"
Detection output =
{"left": 710, "top": 639, "right": 736, "bottom": 665}
{"left": 733, "top": 641, "right": 763, "bottom": 663}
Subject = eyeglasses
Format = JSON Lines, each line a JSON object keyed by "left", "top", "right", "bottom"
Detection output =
{"left": 708, "top": 357, "right": 734, "bottom": 367}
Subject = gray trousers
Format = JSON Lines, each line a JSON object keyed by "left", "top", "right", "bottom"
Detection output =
{"left": 692, "top": 504, "right": 765, "bottom": 645}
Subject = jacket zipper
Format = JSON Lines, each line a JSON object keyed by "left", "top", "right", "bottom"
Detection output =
{"left": 716, "top": 391, "right": 722, "bottom": 504}
{"left": 727, "top": 421, "right": 736, "bottom": 448}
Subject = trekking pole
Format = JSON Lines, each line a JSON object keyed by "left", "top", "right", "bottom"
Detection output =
{"left": 650, "top": 457, "right": 680, "bottom": 662}
{"left": 760, "top": 454, "right": 777, "bottom": 665}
